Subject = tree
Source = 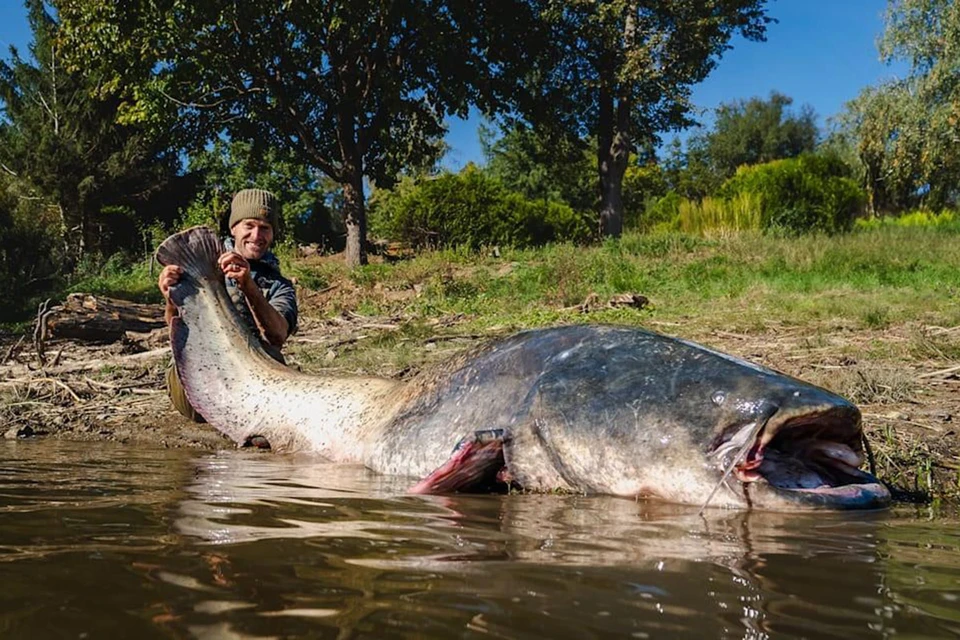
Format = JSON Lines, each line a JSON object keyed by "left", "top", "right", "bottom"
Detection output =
{"left": 480, "top": 123, "right": 596, "bottom": 212}
{"left": 183, "top": 140, "right": 342, "bottom": 250}
{"left": 837, "top": 0, "right": 960, "bottom": 213}
{"left": 691, "top": 91, "right": 817, "bottom": 186}
{"left": 511, "top": 0, "right": 770, "bottom": 237}
{"left": 0, "top": 0, "right": 179, "bottom": 266}
{"left": 56, "top": 0, "right": 533, "bottom": 267}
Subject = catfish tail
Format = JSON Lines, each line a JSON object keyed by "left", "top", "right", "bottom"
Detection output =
{"left": 155, "top": 226, "right": 223, "bottom": 281}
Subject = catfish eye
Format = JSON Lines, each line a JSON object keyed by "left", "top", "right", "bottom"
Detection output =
{"left": 712, "top": 392, "right": 726, "bottom": 406}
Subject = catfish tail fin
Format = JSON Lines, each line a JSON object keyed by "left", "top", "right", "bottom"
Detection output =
{"left": 155, "top": 226, "right": 223, "bottom": 282}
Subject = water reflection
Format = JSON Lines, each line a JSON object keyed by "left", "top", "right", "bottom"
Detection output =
{"left": 1, "top": 441, "right": 960, "bottom": 639}
{"left": 174, "top": 450, "right": 952, "bottom": 639}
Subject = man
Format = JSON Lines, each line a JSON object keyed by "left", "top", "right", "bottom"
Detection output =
{"left": 158, "top": 188, "right": 298, "bottom": 421}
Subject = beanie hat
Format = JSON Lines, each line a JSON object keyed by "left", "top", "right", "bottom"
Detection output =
{"left": 228, "top": 188, "right": 279, "bottom": 230}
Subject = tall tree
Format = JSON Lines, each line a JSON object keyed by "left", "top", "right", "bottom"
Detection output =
{"left": 0, "top": 0, "right": 178, "bottom": 265}
{"left": 512, "top": 0, "right": 770, "bottom": 237}
{"left": 690, "top": 91, "right": 817, "bottom": 187}
{"left": 56, "top": 0, "right": 531, "bottom": 267}
{"left": 838, "top": 0, "right": 960, "bottom": 213}
{"left": 481, "top": 123, "right": 596, "bottom": 212}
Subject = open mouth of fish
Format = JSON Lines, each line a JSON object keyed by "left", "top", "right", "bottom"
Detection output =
{"left": 716, "top": 407, "right": 891, "bottom": 508}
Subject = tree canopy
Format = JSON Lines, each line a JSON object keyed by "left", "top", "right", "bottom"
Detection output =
{"left": 837, "top": 0, "right": 960, "bottom": 213}
{"left": 507, "top": 0, "right": 771, "bottom": 236}
{"left": 56, "top": 0, "right": 534, "bottom": 266}
{"left": 0, "top": 0, "right": 179, "bottom": 265}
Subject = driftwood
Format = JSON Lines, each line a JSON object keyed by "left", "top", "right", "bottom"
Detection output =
{"left": 43, "top": 293, "right": 166, "bottom": 343}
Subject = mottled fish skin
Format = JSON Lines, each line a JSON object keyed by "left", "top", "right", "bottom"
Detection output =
{"left": 369, "top": 325, "right": 869, "bottom": 508}
{"left": 157, "top": 227, "right": 402, "bottom": 459}
{"left": 157, "top": 227, "right": 886, "bottom": 510}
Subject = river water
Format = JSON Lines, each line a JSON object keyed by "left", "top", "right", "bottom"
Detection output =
{"left": 1, "top": 440, "right": 958, "bottom": 639}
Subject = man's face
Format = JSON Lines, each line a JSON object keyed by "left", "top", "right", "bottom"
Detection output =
{"left": 231, "top": 218, "right": 274, "bottom": 260}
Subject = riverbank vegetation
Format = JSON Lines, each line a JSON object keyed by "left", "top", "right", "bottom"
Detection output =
{"left": 2, "top": 0, "right": 959, "bottom": 320}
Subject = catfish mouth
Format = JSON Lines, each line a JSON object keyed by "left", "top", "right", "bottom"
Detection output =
{"left": 718, "top": 407, "right": 891, "bottom": 509}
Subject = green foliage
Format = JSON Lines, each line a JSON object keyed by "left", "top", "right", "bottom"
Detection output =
{"left": 855, "top": 209, "right": 960, "bottom": 231}
{"left": 717, "top": 153, "right": 866, "bottom": 233}
{"left": 66, "top": 253, "right": 160, "bottom": 303}
{"left": 677, "top": 193, "right": 763, "bottom": 235}
{"left": 0, "top": 185, "right": 61, "bottom": 321}
{"left": 836, "top": 0, "right": 960, "bottom": 213}
{"left": 481, "top": 124, "right": 595, "bottom": 213}
{"left": 665, "top": 92, "right": 819, "bottom": 199}
{"left": 642, "top": 191, "right": 684, "bottom": 232}
{"left": 622, "top": 163, "right": 668, "bottom": 230}
{"left": 0, "top": 1, "right": 179, "bottom": 267}
{"left": 688, "top": 92, "right": 818, "bottom": 189}
{"left": 183, "top": 140, "right": 342, "bottom": 249}
{"left": 57, "top": 0, "right": 529, "bottom": 266}
{"left": 369, "top": 166, "right": 593, "bottom": 250}
{"left": 507, "top": 0, "right": 771, "bottom": 235}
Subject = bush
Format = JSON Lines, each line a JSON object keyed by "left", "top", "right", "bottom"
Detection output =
{"left": 855, "top": 209, "right": 960, "bottom": 231}
{"left": 718, "top": 153, "right": 865, "bottom": 234}
{"left": 642, "top": 191, "right": 684, "bottom": 232}
{"left": 369, "top": 166, "right": 594, "bottom": 250}
{"left": 622, "top": 163, "right": 667, "bottom": 231}
{"left": 0, "top": 202, "right": 62, "bottom": 322}
{"left": 677, "top": 193, "right": 762, "bottom": 235}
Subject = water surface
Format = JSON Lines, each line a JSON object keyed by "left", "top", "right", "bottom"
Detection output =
{"left": 1, "top": 440, "right": 958, "bottom": 639}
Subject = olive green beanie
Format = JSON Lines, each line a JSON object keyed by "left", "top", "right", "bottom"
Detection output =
{"left": 228, "top": 188, "right": 279, "bottom": 230}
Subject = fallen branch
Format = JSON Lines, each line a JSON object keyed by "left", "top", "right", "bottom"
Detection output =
{"left": 2, "top": 335, "right": 25, "bottom": 364}
{"left": 0, "top": 377, "right": 82, "bottom": 403}
{"left": 916, "top": 364, "right": 960, "bottom": 380}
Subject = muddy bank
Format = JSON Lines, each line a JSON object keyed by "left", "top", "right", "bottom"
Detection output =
{"left": 1, "top": 314, "right": 958, "bottom": 500}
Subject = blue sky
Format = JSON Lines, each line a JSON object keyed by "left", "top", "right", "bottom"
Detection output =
{"left": 1, "top": 1, "right": 906, "bottom": 169}
{"left": 443, "top": 1, "right": 907, "bottom": 169}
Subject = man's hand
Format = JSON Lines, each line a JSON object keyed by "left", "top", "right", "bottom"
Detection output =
{"left": 218, "top": 251, "right": 253, "bottom": 291}
{"left": 158, "top": 265, "right": 183, "bottom": 327}
{"left": 159, "top": 265, "right": 183, "bottom": 300}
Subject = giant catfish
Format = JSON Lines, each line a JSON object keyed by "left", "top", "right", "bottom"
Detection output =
{"left": 157, "top": 227, "right": 890, "bottom": 510}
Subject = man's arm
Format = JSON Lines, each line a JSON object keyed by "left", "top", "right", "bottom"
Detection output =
{"left": 219, "top": 252, "right": 290, "bottom": 347}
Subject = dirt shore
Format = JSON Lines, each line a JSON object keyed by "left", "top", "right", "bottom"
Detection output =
{"left": 1, "top": 311, "right": 958, "bottom": 501}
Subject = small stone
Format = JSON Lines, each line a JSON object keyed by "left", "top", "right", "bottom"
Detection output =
{"left": 324, "top": 349, "right": 337, "bottom": 362}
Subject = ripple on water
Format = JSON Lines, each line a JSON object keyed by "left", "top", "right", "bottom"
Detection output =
{"left": 1, "top": 440, "right": 960, "bottom": 638}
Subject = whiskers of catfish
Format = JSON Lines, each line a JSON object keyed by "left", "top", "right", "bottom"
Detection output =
{"left": 697, "top": 420, "right": 767, "bottom": 517}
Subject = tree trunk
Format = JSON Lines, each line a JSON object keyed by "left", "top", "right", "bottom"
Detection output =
{"left": 597, "top": 85, "right": 630, "bottom": 238}
{"left": 44, "top": 293, "right": 167, "bottom": 343}
{"left": 342, "top": 172, "right": 367, "bottom": 268}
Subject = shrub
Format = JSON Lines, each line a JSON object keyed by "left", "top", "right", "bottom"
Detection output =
{"left": 642, "top": 191, "right": 684, "bottom": 232}
{"left": 718, "top": 153, "right": 865, "bottom": 234}
{"left": 855, "top": 209, "right": 960, "bottom": 231}
{"left": 677, "top": 193, "right": 762, "bottom": 235}
{"left": 369, "top": 166, "right": 594, "bottom": 250}
{"left": 622, "top": 163, "right": 667, "bottom": 231}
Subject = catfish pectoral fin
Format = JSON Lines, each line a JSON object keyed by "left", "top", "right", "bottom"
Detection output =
{"left": 410, "top": 430, "right": 511, "bottom": 494}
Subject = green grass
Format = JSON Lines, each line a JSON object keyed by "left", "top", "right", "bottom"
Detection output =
{"left": 288, "top": 225, "right": 960, "bottom": 336}
{"left": 14, "top": 225, "right": 960, "bottom": 338}
{"left": 66, "top": 256, "right": 161, "bottom": 304}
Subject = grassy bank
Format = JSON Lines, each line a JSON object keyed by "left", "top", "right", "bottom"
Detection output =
{"left": 290, "top": 225, "right": 960, "bottom": 334}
